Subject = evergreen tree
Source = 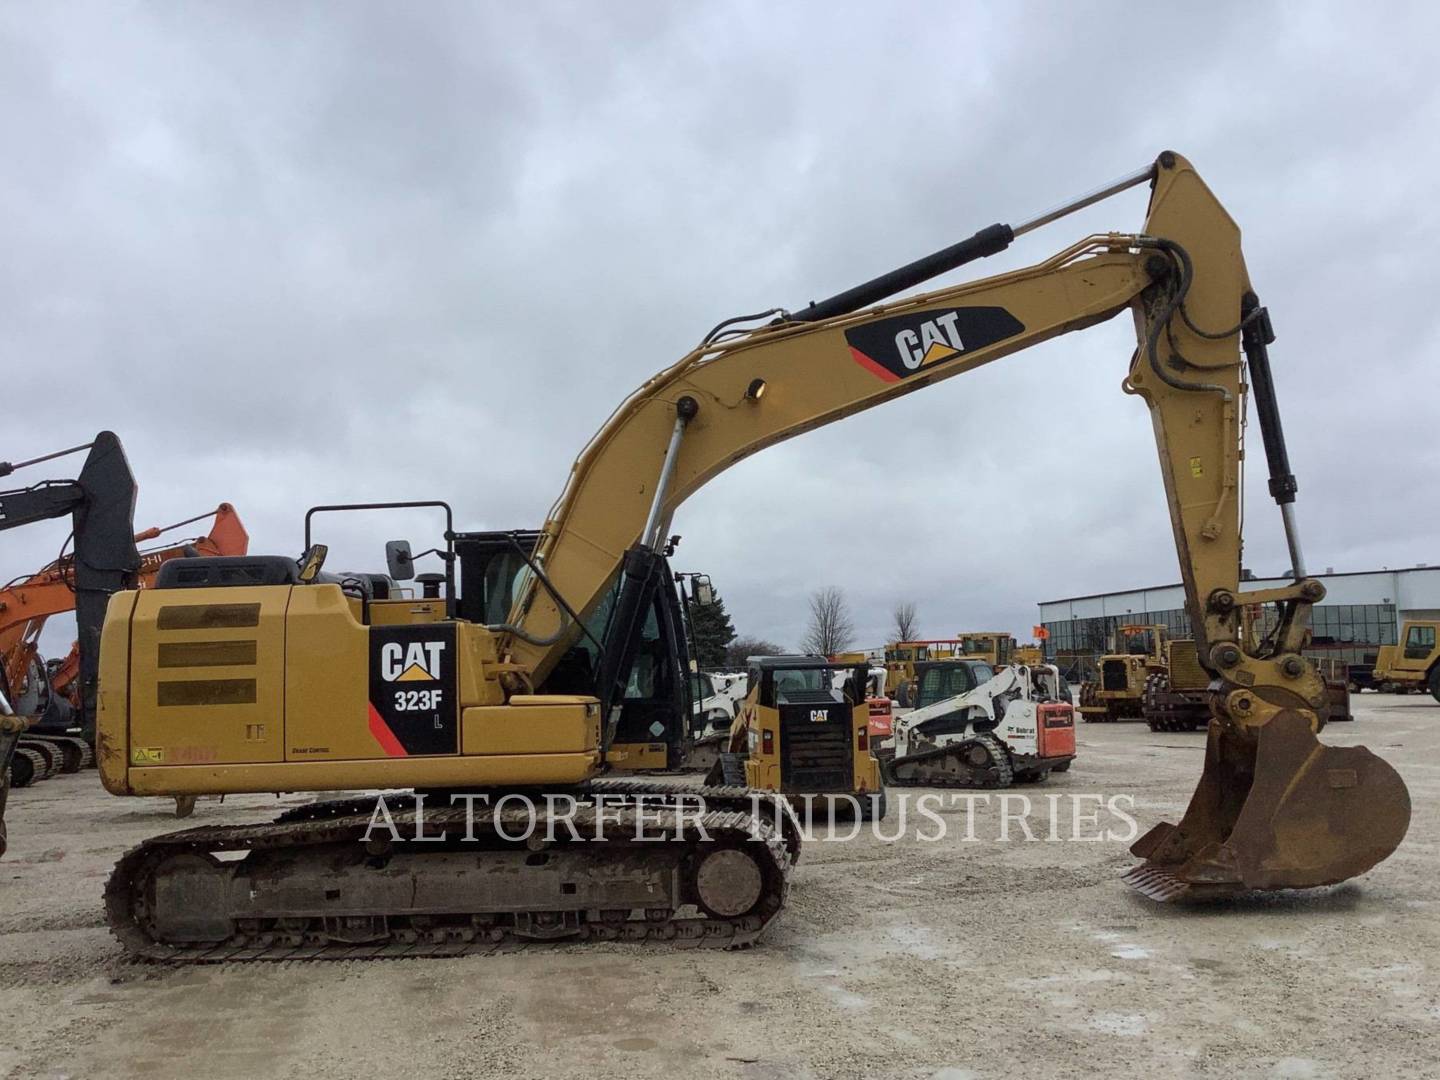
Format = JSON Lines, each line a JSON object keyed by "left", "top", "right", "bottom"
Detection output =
{"left": 687, "top": 589, "right": 737, "bottom": 668}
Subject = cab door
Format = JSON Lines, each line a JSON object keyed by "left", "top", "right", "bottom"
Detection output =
{"left": 1400, "top": 623, "right": 1437, "bottom": 674}
{"left": 608, "top": 590, "right": 687, "bottom": 770}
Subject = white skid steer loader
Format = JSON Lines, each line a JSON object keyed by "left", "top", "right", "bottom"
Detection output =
{"left": 880, "top": 660, "right": 1075, "bottom": 788}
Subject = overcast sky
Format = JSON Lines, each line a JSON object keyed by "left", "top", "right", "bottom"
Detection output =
{"left": 4, "top": 2, "right": 1437, "bottom": 655}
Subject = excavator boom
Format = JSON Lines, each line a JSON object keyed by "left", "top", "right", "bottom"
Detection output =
{"left": 498, "top": 151, "right": 1409, "bottom": 898}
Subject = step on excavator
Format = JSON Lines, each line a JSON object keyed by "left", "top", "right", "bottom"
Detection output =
{"left": 95, "top": 151, "right": 1411, "bottom": 960}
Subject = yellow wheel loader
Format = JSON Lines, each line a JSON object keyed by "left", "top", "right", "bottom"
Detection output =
{"left": 95, "top": 151, "right": 1411, "bottom": 960}
{"left": 1373, "top": 621, "right": 1440, "bottom": 700}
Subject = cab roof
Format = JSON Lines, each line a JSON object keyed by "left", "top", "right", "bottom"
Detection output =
{"left": 749, "top": 654, "right": 858, "bottom": 671}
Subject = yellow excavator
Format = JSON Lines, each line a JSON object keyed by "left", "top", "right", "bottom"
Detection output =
{"left": 95, "top": 151, "right": 1411, "bottom": 959}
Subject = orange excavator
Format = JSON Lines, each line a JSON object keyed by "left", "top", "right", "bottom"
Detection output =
{"left": 2, "top": 503, "right": 248, "bottom": 784}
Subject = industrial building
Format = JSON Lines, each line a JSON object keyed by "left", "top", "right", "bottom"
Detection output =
{"left": 1039, "top": 566, "right": 1440, "bottom": 681}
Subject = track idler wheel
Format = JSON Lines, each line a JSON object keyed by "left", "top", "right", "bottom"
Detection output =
{"left": 1125, "top": 711, "right": 1411, "bottom": 901}
{"left": 692, "top": 847, "right": 765, "bottom": 919}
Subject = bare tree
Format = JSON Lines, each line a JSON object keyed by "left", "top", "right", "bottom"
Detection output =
{"left": 725, "top": 635, "right": 785, "bottom": 668}
{"left": 891, "top": 600, "right": 919, "bottom": 643}
{"left": 801, "top": 586, "right": 856, "bottom": 656}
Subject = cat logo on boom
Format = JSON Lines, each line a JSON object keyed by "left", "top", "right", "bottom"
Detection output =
{"left": 844, "top": 306, "right": 1026, "bottom": 383}
{"left": 379, "top": 640, "right": 446, "bottom": 683}
{"left": 896, "top": 312, "right": 966, "bottom": 369}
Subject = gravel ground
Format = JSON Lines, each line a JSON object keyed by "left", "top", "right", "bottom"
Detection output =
{"left": 1, "top": 693, "right": 1436, "bottom": 1079}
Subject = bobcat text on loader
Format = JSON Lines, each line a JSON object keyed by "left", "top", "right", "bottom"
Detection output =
{"left": 96, "top": 151, "right": 1411, "bottom": 961}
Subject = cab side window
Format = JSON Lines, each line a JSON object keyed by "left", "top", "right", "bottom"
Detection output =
{"left": 625, "top": 605, "right": 665, "bottom": 699}
{"left": 1404, "top": 624, "right": 1436, "bottom": 659}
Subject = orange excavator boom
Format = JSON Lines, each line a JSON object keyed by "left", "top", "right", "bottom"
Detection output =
{"left": 0, "top": 504, "right": 249, "bottom": 712}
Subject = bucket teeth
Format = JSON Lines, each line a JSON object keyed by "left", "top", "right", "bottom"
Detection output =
{"left": 1123, "top": 862, "right": 1251, "bottom": 903}
{"left": 1122, "top": 864, "right": 1198, "bottom": 903}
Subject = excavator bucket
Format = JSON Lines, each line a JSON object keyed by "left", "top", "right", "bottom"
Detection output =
{"left": 1125, "top": 710, "right": 1410, "bottom": 901}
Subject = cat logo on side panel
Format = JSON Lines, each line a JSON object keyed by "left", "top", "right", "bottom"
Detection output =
{"left": 379, "top": 640, "right": 446, "bottom": 682}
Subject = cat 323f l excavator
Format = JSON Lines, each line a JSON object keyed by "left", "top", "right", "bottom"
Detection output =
{"left": 95, "top": 152, "right": 1411, "bottom": 960}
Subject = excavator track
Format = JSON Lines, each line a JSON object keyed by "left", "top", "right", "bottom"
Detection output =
{"left": 881, "top": 732, "right": 1014, "bottom": 789}
{"left": 20, "top": 734, "right": 93, "bottom": 773}
{"left": 7, "top": 746, "right": 53, "bottom": 788}
{"left": 273, "top": 778, "right": 803, "bottom": 860}
{"left": 105, "top": 781, "right": 798, "bottom": 962}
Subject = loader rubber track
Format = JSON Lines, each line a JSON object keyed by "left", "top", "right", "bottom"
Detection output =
{"left": 881, "top": 732, "right": 1014, "bottom": 789}
{"left": 105, "top": 781, "right": 798, "bottom": 962}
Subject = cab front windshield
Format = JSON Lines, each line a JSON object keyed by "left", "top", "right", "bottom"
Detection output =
{"left": 915, "top": 661, "right": 993, "bottom": 708}
{"left": 1122, "top": 629, "right": 1156, "bottom": 656}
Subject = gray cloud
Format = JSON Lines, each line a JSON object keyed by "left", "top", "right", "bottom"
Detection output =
{"left": 3, "top": 2, "right": 1436, "bottom": 654}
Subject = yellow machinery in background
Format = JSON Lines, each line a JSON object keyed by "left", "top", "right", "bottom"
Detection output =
{"left": 709, "top": 655, "right": 885, "bottom": 820}
{"left": 951, "top": 632, "right": 1015, "bottom": 668}
{"left": 1011, "top": 642, "right": 1045, "bottom": 667}
{"left": 96, "top": 151, "right": 1412, "bottom": 959}
{"left": 1373, "top": 621, "right": 1440, "bottom": 699}
{"left": 1078, "top": 624, "right": 1168, "bottom": 721}
{"left": 884, "top": 634, "right": 1012, "bottom": 705}
{"left": 1143, "top": 638, "right": 1215, "bottom": 732}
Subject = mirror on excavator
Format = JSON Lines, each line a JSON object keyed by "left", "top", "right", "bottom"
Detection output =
{"left": 384, "top": 539, "right": 415, "bottom": 581}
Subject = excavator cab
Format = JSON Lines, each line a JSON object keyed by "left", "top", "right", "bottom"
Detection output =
{"left": 454, "top": 528, "right": 693, "bottom": 771}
